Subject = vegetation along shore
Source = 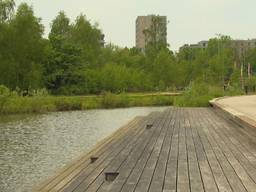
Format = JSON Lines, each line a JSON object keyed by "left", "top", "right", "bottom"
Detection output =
{"left": 0, "top": 1, "right": 255, "bottom": 114}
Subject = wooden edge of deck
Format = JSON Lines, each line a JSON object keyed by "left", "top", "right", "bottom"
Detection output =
{"left": 32, "top": 113, "right": 157, "bottom": 192}
{"left": 210, "top": 98, "right": 256, "bottom": 129}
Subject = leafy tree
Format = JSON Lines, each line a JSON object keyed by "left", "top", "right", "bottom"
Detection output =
{"left": 0, "top": 0, "right": 15, "bottom": 23}
{"left": 10, "top": 3, "right": 45, "bottom": 90}
{"left": 152, "top": 49, "right": 176, "bottom": 89}
{"left": 69, "top": 14, "right": 102, "bottom": 67}
{"left": 0, "top": 2, "right": 45, "bottom": 91}
{"left": 45, "top": 12, "right": 84, "bottom": 94}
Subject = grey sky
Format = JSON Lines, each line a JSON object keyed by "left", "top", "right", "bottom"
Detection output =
{"left": 15, "top": 0, "right": 256, "bottom": 51}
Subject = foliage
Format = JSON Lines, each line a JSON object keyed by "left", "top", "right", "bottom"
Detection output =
{"left": 174, "top": 82, "right": 224, "bottom": 107}
{"left": 0, "top": 3, "right": 45, "bottom": 90}
{"left": 0, "top": 0, "right": 15, "bottom": 22}
{"left": 0, "top": 1, "right": 256, "bottom": 109}
{"left": 0, "top": 90, "right": 176, "bottom": 114}
{"left": 0, "top": 84, "right": 10, "bottom": 96}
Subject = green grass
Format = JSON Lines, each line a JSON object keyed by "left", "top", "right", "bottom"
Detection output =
{"left": 173, "top": 82, "right": 245, "bottom": 107}
{"left": 0, "top": 93, "right": 177, "bottom": 115}
{"left": 0, "top": 82, "right": 247, "bottom": 114}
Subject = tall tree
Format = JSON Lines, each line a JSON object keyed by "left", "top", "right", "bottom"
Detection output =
{"left": 0, "top": 0, "right": 15, "bottom": 23}
{"left": 0, "top": 3, "right": 45, "bottom": 90}
{"left": 70, "top": 14, "right": 102, "bottom": 67}
{"left": 45, "top": 12, "right": 85, "bottom": 94}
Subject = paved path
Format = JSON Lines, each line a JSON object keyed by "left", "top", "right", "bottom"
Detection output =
{"left": 35, "top": 107, "right": 256, "bottom": 192}
{"left": 214, "top": 95, "right": 256, "bottom": 120}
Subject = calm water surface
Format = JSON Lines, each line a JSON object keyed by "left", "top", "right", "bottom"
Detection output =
{"left": 0, "top": 107, "right": 167, "bottom": 192}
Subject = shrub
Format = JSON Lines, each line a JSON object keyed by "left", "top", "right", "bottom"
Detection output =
{"left": 101, "top": 92, "right": 129, "bottom": 108}
{"left": 174, "top": 82, "right": 224, "bottom": 107}
{"left": 0, "top": 85, "right": 10, "bottom": 96}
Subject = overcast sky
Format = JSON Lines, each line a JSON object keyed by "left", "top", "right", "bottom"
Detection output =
{"left": 15, "top": 0, "right": 256, "bottom": 51}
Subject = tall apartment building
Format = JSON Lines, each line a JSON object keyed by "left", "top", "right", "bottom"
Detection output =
{"left": 136, "top": 15, "right": 167, "bottom": 50}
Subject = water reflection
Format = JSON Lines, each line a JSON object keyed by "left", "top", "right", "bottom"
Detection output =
{"left": 0, "top": 107, "right": 167, "bottom": 192}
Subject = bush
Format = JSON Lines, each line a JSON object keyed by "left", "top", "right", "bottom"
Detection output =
{"left": 101, "top": 92, "right": 129, "bottom": 108}
{"left": 54, "top": 97, "right": 82, "bottom": 111}
{"left": 0, "top": 85, "right": 10, "bottom": 96}
{"left": 174, "top": 82, "right": 224, "bottom": 107}
{"left": 81, "top": 98, "right": 101, "bottom": 109}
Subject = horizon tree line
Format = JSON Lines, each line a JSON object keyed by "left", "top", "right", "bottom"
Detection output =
{"left": 0, "top": 0, "right": 256, "bottom": 96}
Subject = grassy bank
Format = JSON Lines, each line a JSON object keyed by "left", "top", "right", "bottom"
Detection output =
{"left": 173, "top": 82, "right": 245, "bottom": 107}
{"left": 0, "top": 92, "right": 178, "bottom": 115}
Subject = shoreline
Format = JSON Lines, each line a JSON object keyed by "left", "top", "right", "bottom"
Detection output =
{"left": 0, "top": 93, "right": 180, "bottom": 115}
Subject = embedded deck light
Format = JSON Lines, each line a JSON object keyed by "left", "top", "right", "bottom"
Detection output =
{"left": 146, "top": 124, "right": 153, "bottom": 129}
{"left": 105, "top": 172, "right": 119, "bottom": 182}
{"left": 90, "top": 157, "right": 98, "bottom": 163}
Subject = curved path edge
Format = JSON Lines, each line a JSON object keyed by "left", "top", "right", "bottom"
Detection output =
{"left": 210, "top": 96, "right": 256, "bottom": 129}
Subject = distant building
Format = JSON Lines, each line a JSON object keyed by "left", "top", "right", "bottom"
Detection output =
{"left": 179, "top": 40, "right": 208, "bottom": 51}
{"left": 180, "top": 39, "right": 256, "bottom": 53}
{"left": 136, "top": 15, "right": 167, "bottom": 50}
{"left": 231, "top": 39, "right": 256, "bottom": 58}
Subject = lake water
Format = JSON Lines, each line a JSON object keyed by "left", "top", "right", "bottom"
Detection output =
{"left": 0, "top": 107, "right": 167, "bottom": 192}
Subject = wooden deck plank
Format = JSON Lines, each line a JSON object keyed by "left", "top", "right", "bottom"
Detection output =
{"left": 63, "top": 113, "right": 159, "bottom": 192}
{"left": 185, "top": 110, "right": 204, "bottom": 192}
{"left": 212, "top": 109, "right": 256, "bottom": 158}
{"left": 196, "top": 109, "right": 248, "bottom": 192}
{"left": 163, "top": 108, "right": 180, "bottom": 192}
{"left": 102, "top": 109, "right": 174, "bottom": 192}
{"left": 208, "top": 109, "right": 256, "bottom": 167}
{"left": 177, "top": 108, "right": 190, "bottom": 192}
{"left": 37, "top": 117, "right": 142, "bottom": 192}
{"left": 188, "top": 109, "right": 219, "bottom": 192}
{"left": 201, "top": 109, "right": 256, "bottom": 192}
{"left": 121, "top": 109, "right": 177, "bottom": 192}
{"left": 205, "top": 109, "right": 256, "bottom": 179}
{"left": 97, "top": 109, "right": 173, "bottom": 192}
{"left": 192, "top": 109, "right": 233, "bottom": 192}
{"left": 133, "top": 110, "right": 173, "bottom": 192}
{"left": 50, "top": 117, "right": 146, "bottom": 192}
{"left": 84, "top": 110, "right": 170, "bottom": 192}
{"left": 35, "top": 107, "right": 256, "bottom": 192}
{"left": 147, "top": 108, "right": 176, "bottom": 192}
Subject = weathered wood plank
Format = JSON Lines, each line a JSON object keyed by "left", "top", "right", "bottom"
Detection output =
{"left": 208, "top": 109, "right": 256, "bottom": 167}
{"left": 147, "top": 108, "right": 175, "bottom": 192}
{"left": 201, "top": 109, "right": 256, "bottom": 192}
{"left": 189, "top": 109, "right": 219, "bottom": 192}
{"left": 196, "top": 109, "right": 248, "bottom": 192}
{"left": 50, "top": 117, "right": 146, "bottom": 192}
{"left": 97, "top": 109, "right": 173, "bottom": 192}
{"left": 133, "top": 110, "right": 172, "bottom": 192}
{"left": 193, "top": 109, "right": 233, "bottom": 192}
{"left": 177, "top": 108, "right": 190, "bottom": 192}
{"left": 35, "top": 107, "right": 256, "bottom": 192}
{"left": 63, "top": 113, "right": 159, "bottom": 192}
{"left": 120, "top": 109, "right": 176, "bottom": 192}
{"left": 37, "top": 117, "right": 142, "bottom": 192}
{"left": 78, "top": 110, "right": 168, "bottom": 192}
{"left": 185, "top": 109, "right": 204, "bottom": 192}
{"left": 163, "top": 108, "right": 180, "bottom": 192}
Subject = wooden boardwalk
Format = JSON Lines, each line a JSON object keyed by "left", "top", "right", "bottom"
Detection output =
{"left": 36, "top": 108, "right": 256, "bottom": 192}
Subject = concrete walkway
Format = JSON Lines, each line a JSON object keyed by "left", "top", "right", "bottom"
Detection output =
{"left": 211, "top": 95, "right": 256, "bottom": 128}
